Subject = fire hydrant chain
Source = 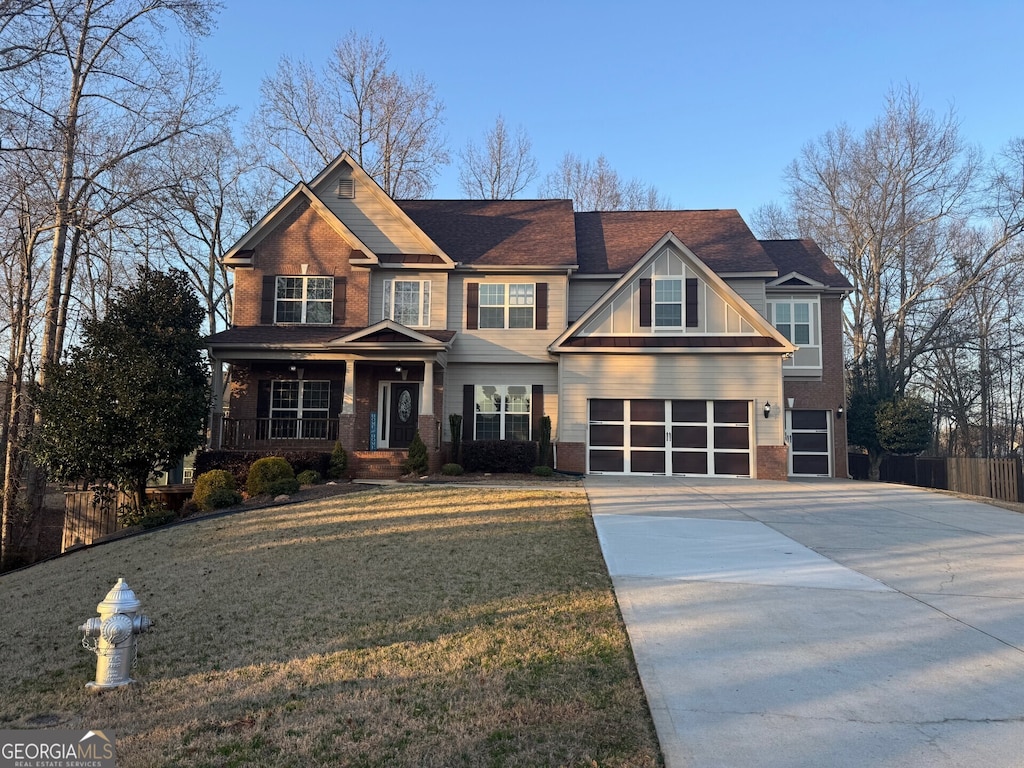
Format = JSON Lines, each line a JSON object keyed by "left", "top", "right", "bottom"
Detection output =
{"left": 79, "top": 578, "right": 153, "bottom": 690}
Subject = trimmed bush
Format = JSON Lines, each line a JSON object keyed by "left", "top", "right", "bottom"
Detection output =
{"left": 532, "top": 465, "right": 554, "bottom": 477}
{"left": 196, "top": 449, "right": 331, "bottom": 488}
{"left": 441, "top": 463, "right": 464, "bottom": 476}
{"left": 247, "top": 456, "right": 297, "bottom": 496}
{"left": 462, "top": 440, "right": 538, "bottom": 474}
{"left": 192, "top": 469, "right": 242, "bottom": 511}
{"left": 265, "top": 477, "right": 300, "bottom": 496}
{"left": 538, "top": 415, "right": 552, "bottom": 468}
{"left": 296, "top": 469, "right": 322, "bottom": 485}
{"left": 204, "top": 485, "right": 245, "bottom": 510}
{"left": 403, "top": 431, "right": 429, "bottom": 475}
{"left": 119, "top": 500, "right": 176, "bottom": 529}
{"left": 328, "top": 442, "right": 348, "bottom": 479}
{"left": 448, "top": 413, "right": 463, "bottom": 464}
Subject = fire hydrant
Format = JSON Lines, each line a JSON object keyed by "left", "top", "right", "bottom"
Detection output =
{"left": 80, "top": 578, "right": 153, "bottom": 689}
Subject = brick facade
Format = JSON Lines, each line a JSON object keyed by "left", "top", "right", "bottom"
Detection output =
{"left": 782, "top": 294, "right": 849, "bottom": 478}
{"left": 231, "top": 198, "right": 368, "bottom": 328}
{"left": 756, "top": 445, "right": 789, "bottom": 481}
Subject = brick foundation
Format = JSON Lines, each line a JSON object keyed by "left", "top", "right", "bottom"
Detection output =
{"left": 556, "top": 442, "right": 586, "bottom": 474}
{"left": 757, "top": 445, "right": 789, "bottom": 481}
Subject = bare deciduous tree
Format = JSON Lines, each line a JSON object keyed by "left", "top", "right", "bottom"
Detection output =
{"left": 0, "top": 0, "right": 225, "bottom": 567}
{"left": 250, "top": 31, "right": 448, "bottom": 197}
{"left": 782, "top": 85, "right": 1024, "bottom": 398}
{"left": 458, "top": 115, "right": 538, "bottom": 199}
{"left": 539, "top": 152, "right": 669, "bottom": 211}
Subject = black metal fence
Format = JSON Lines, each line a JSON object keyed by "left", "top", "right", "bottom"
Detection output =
{"left": 848, "top": 454, "right": 1023, "bottom": 503}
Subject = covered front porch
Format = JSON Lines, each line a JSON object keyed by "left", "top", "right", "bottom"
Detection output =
{"left": 206, "top": 322, "right": 453, "bottom": 475}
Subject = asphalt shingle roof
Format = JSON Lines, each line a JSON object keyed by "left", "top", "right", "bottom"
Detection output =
{"left": 758, "top": 239, "right": 853, "bottom": 290}
{"left": 397, "top": 199, "right": 578, "bottom": 267}
{"left": 574, "top": 210, "right": 777, "bottom": 275}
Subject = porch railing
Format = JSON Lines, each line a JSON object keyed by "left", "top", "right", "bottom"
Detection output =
{"left": 218, "top": 417, "right": 340, "bottom": 450}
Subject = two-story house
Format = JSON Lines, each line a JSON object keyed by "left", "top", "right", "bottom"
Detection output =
{"left": 206, "top": 153, "right": 852, "bottom": 480}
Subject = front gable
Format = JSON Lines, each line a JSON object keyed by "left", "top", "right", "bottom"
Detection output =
{"left": 552, "top": 233, "right": 795, "bottom": 354}
{"left": 309, "top": 154, "right": 454, "bottom": 266}
{"left": 223, "top": 183, "right": 376, "bottom": 269}
{"left": 768, "top": 271, "right": 825, "bottom": 289}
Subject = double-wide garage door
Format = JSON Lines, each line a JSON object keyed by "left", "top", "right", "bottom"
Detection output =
{"left": 588, "top": 399, "right": 751, "bottom": 477}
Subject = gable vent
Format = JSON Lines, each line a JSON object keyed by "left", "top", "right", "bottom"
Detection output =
{"left": 337, "top": 178, "right": 355, "bottom": 199}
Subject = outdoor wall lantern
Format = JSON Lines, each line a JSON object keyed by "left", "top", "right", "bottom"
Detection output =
{"left": 763, "top": 401, "right": 772, "bottom": 419}
{"left": 837, "top": 405, "right": 844, "bottom": 418}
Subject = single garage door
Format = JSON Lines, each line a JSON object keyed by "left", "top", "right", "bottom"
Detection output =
{"left": 787, "top": 410, "right": 831, "bottom": 476}
{"left": 588, "top": 399, "right": 751, "bottom": 477}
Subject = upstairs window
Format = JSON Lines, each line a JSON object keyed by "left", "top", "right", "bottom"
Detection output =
{"left": 383, "top": 279, "right": 430, "bottom": 327}
{"left": 479, "top": 283, "right": 535, "bottom": 329}
{"left": 276, "top": 276, "right": 333, "bottom": 324}
{"left": 768, "top": 297, "right": 821, "bottom": 370}
{"left": 654, "top": 279, "right": 682, "bottom": 327}
{"left": 642, "top": 277, "right": 700, "bottom": 329}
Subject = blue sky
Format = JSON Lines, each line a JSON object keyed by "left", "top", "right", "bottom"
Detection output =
{"left": 199, "top": 0, "right": 1024, "bottom": 221}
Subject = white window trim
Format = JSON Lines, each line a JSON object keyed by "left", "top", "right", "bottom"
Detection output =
{"left": 768, "top": 296, "right": 822, "bottom": 370}
{"left": 269, "top": 380, "right": 331, "bottom": 439}
{"left": 479, "top": 283, "right": 536, "bottom": 330}
{"left": 383, "top": 278, "right": 431, "bottom": 327}
{"left": 275, "top": 276, "right": 333, "bottom": 325}
{"left": 473, "top": 384, "right": 533, "bottom": 440}
{"left": 653, "top": 277, "right": 684, "bottom": 329}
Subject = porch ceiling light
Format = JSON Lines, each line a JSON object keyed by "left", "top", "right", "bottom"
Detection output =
{"left": 763, "top": 401, "right": 772, "bottom": 419}
{"left": 395, "top": 365, "right": 402, "bottom": 373}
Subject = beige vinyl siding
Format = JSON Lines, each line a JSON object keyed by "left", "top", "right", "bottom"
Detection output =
{"left": 559, "top": 353, "right": 784, "bottom": 447}
{"left": 579, "top": 250, "right": 756, "bottom": 336}
{"left": 568, "top": 280, "right": 614, "bottom": 323}
{"left": 324, "top": 172, "right": 434, "bottom": 255}
{"left": 725, "top": 278, "right": 767, "bottom": 317}
{"left": 369, "top": 271, "right": 448, "bottom": 328}
{"left": 447, "top": 273, "right": 567, "bottom": 364}
{"left": 443, "top": 363, "right": 559, "bottom": 440}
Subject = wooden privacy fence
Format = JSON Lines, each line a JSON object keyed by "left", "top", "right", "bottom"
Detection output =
{"left": 849, "top": 454, "right": 1023, "bottom": 503}
{"left": 62, "top": 485, "right": 194, "bottom": 552}
{"left": 62, "top": 489, "right": 133, "bottom": 552}
{"left": 947, "top": 458, "right": 1021, "bottom": 503}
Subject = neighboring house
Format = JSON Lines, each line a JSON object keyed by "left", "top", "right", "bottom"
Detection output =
{"left": 206, "top": 153, "right": 852, "bottom": 480}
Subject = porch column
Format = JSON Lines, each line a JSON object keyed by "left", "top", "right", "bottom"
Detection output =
{"left": 342, "top": 357, "right": 356, "bottom": 414}
{"left": 208, "top": 356, "right": 225, "bottom": 449}
{"left": 421, "top": 360, "right": 434, "bottom": 416}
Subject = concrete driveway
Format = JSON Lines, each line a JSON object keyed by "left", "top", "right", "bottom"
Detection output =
{"left": 585, "top": 476, "right": 1024, "bottom": 768}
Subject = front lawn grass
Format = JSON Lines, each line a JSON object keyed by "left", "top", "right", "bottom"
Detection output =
{"left": 0, "top": 486, "right": 662, "bottom": 767}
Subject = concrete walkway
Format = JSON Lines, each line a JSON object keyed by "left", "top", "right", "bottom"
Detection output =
{"left": 585, "top": 476, "right": 1024, "bottom": 768}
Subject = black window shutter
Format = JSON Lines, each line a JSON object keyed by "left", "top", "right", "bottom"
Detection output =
{"left": 532, "top": 385, "right": 544, "bottom": 441}
{"left": 686, "top": 278, "right": 699, "bottom": 328}
{"left": 261, "top": 276, "right": 276, "bottom": 324}
{"left": 333, "top": 277, "right": 347, "bottom": 325}
{"left": 256, "top": 379, "right": 272, "bottom": 418}
{"left": 329, "top": 379, "right": 343, "bottom": 418}
{"left": 466, "top": 282, "right": 479, "bottom": 330}
{"left": 639, "top": 279, "right": 652, "bottom": 327}
{"left": 462, "top": 384, "right": 475, "bottom": 440}
{"left": 535, "top": 283, "right": 548, "bottom": 330}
